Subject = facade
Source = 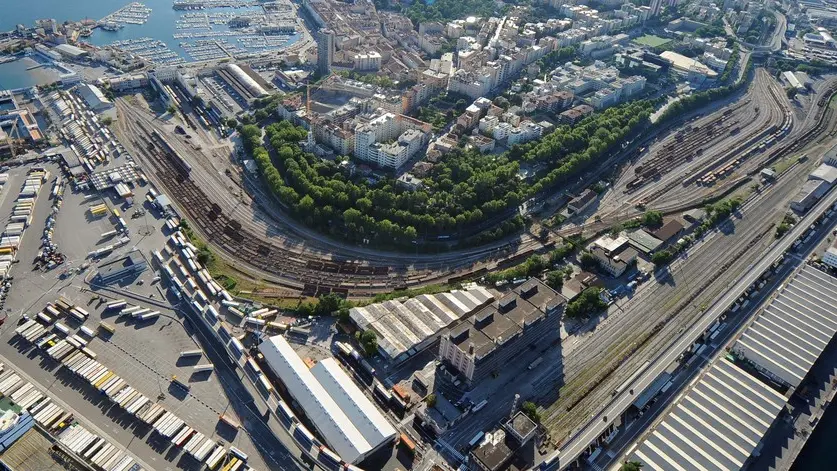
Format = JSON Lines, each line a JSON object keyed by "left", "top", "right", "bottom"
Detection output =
{"left": 438, "top": 279, "right": 566, "bottom": 386}
{"left": 317, "top": 29, "right": 336, "bottom": 75}
{"left": 353, "top": 52, "right": 382, "bottom": 71}
{"left": 823, "top": 240, "right": 837, "bottom": 269}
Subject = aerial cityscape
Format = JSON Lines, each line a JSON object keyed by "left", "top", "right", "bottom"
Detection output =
{"left": 0, "top": 0, "right": 835, "bottom": 469}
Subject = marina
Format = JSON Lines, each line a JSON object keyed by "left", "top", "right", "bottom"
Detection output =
{"left": 109, "top": 37, "right": 185, "bottom": 65}
{"left": 98, "top": 2, "right": 153, "bottom": 27}
{"left": 90, "top": 0, "right": 302, "bottom": 64}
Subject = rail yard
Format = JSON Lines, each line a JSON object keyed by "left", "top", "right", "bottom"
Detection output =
{"left": 111, "top": 69, "right": 837, "bottom": 300}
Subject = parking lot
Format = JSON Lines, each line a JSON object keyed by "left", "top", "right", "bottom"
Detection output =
{"left": 0, "top": 161, "right": 269, "bottom": 470}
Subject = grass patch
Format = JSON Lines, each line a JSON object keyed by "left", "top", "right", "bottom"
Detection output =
{"left": 369, "top": 284, "right": 452, "bottom": 304}
{"left": 634, "top": 34, "right": 672, "bottom": 47}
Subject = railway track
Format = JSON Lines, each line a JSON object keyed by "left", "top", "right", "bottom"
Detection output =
{"left": 115, "top": 106, "right": 410, "bottom": 297}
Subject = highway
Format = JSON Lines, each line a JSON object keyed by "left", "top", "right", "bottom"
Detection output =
{"left": 542, "top": 152, "right": 837, "bottom": 470}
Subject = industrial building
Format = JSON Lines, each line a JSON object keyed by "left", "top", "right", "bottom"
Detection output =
{"left": 221, "top": 63, "right": 269, "bottom": 99}
{"left": 791, "top": 179, "right": 830, "bottom": 213}
{"left": 626, "top": 359, "right": 786, "bottom": 470}
{"left": 76, "top": 83, "right": 113, "bottom": 112}
{"left": 731, "top": 265, "right": 837, "bottom": 389}
{"left": 258, "top": 335, "right": 396, "bottom": 464}
{"left": 94, "top": 253, "right": 148, "bottom": 285}
{"left": 438, "top": 279, "right": 565, "bottom": 386}
{"left": 349, "top": 286, "right": 494, "bottom": 363}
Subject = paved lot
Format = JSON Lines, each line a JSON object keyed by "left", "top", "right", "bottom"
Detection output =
{"left": 0, "top": 162, "right": 271, "bottom": 471}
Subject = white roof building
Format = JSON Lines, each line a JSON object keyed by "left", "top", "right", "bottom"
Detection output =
{"left": 349, "top": 287, "right": 494, "bottom": 362}
{"left": 627, "top": 359, "right": 786, "bottom": 470}
{"left": 77, "top": 83, "right": 113, "bottom": 112}
{"left": 732, "top": 265, "right": 837, "bottom": 388}
{"left": 258, "top": 335, "right": 373, "bottom": 463}
{"left": 310, "top": 358, "right": 397, "bottom": 448}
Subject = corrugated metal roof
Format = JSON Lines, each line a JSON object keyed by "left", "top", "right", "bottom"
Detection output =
{"left": 258, "top": 336, "right": 370, "bottom": 462}
{"left": 628, "top": 360, "right": 785, "bottom": 471}
{"left": 349, "top": 287, "right": 494, "bottom": 360}
{"left": 310, "top": 359, "right": 397, "bottom": 449}
{"left": 732, "top": 265, "right": 837, "bottom": 387}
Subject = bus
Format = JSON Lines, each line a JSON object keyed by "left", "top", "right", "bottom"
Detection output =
{"left": 468, "top": 431, "right": 485, "bottom": 449}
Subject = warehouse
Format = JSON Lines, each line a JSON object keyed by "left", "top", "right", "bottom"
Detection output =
{"left": 76, "top": 83, "right": 113, "bottom": 112}
{"left": 258, "top": 336, "right": 395, "bottom": 464}
{"left": 222, "top": 63, "right": 269, "bottom": 99}
{"left": 731, "top": 265, "right": 837, "bottom": 388}
{"left": 310, "top": 358, "right": 397, "bottom": 447}
{"left": 349, "top": 287, "right": 494, "bottom": 363}
{"left": 626, "top": 359, "right": 786, "bottom": 470}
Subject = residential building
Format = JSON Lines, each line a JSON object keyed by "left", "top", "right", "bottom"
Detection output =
{"left": 353, "top": 112, "right": 431, "bottom": 169}
{"left": 318, "top": 29, "right": 335, "bottom": 75}
{"left": 353, "top": 52, "right": 382, "bottom": 71}
{"left": 558, "top": 104, "right": 594, "bottom": 125}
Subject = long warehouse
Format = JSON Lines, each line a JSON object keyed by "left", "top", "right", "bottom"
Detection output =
{"left": 258, "top": 335, "right": 396, "bottom": 464}
{"left": 731, "top": 265, "right": 837, "bottom": 389}
{"left": 626, "top": 359, "right": 786, "bottom": 470}
{"left": 349, "top": 287, "right": 494, "bottom": 363}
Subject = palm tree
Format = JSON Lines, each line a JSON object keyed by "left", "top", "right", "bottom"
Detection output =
{"left": 620, "top": 461, "right": 643, "bottom": 471}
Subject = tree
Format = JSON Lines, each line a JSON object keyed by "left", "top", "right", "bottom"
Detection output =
{"left": 521, "top": 401, "right": 541, "bottom": 423}
{"left": 314, "top": 293, "right": 343, "bottom": 316}
{"left": 166, "top": 104, "right": 177, "bottom": 115}
{"left": 359, "top": 330, "right": 378, "bottom": 356}
{"left": 101, "top": 116, "right": 113, "bottom": 126}
{"left": 620, "top": 461, "right": 643, "bottom": 471}
{"left": 566, "top": 287, "right": 607, "bottom": 318}
{"left": 786, "top": 88, "right": 798, "bottom": 99}
{"left": 641, "top": 210, "right": 663, "bottom": 227}
{"left": 579, "top": 251, "right": 598, "bottom": 270}
{"left": 425, "top": 394, "right": 437, "bottom": 408}
{"left": 545, "top": 270, "right": 564, "bottom": 291}
{"left": 651, "top": 249, "right": 674, "bottom": 267}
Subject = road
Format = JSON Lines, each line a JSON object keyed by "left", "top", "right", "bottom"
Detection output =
{"left": 543, "top": 146, "right": 837, "bottom": 470}
{"left": 592, "top": 213, "right": 837, "bottom": 471}
{"left": 430, "top": 120, "right": 835, "bottom": 461}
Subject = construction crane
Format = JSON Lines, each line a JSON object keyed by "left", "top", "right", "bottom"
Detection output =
{"left": 2, "top": 118, "right": 21, "bottom": 159}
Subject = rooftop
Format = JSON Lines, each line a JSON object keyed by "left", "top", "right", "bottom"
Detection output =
{"left": 350, "top": 287, "right": 494, "bottom": 361}
{"left": 809, "top": 163, "right": 837, "bottom": 185}
{"left": 732, "top": 265, "right": 837, "bottom": 388}
{"left": 258, "top": 335, "right": 371, "bottom": 463}
{"left": 628, "top": 359, "right": 785, "bottom": 470}
{"left": 627, "top": 229, "right": 664, "bottom": 254}
{"left": 444, "top": 279, "right": 565, "bottom": 360}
